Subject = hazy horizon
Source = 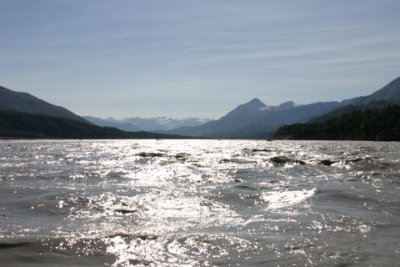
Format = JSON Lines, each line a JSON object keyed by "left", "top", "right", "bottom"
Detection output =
{"left": 1, "top": 0, "right": 399, "bottom": 119}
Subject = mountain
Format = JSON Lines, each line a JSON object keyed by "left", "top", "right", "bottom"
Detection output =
{"left": 275, "top": 104, "right": 400, "bottom": 141}
{"left": 84, "top": 116, "right": 141, "bottom": 132}
{"left": 224, "top": 98, "right": 267, "bottom": 118}
{"left": 308, "top": 76, "right": 400, "bottom": 123}
{"left": 308, "top": 100, "right": 400, "bottom": 124}
{"left": 277, "top": 101, "right": 298, "bottom": 109}
{"left": 274, "top": 75, "right": 400, "bottom": 141}
{"left": 120, "top": 117, "right": 211, "bottom": 131}
{"left": 0, "top": 85, "right": 88, "bottom": 123}
{"left": 0, "top": 109, "right": 187, "bottom": 139}
{"left": 348, "top": 76, "right": 400, "bottom": 105}
{"left": 162, "top": 98, "right": 340, "bottom": 138}
{"left": 83, "top": 116, "right": 211, "bottom": 132}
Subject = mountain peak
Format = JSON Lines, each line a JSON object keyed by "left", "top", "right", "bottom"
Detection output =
{"left": 221, "top": 98, "right": 266, "bottom": 119}
{"left": 236, "top": 98, "right": 266, "bottom": 112}
{"left": 247, "top": 98, "right": 265, "bottom": 107}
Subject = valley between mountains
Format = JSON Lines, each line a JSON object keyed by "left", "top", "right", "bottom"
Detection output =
{"left": 1, "top": 76, "right": 400, "bottom": 140}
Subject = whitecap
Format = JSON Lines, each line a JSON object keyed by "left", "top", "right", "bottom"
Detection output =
{"left": 261, "top": 188, "right": 317, "bottom": 210}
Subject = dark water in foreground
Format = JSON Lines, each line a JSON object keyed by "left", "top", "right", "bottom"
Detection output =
{"left": 0, "top": 140, "right": 399, "bottom": 266}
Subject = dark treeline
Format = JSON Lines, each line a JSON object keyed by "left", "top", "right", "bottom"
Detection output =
{"left": 0, "top": 109, "right": 186, "bottom": 139}
{"left": 275, "top": 105, "right": 400, "bottom": 141}
{"left": 308, "top": 100, "right": 400, "bottom": 123}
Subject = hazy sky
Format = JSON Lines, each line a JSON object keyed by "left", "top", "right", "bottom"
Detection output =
{"left": 1, "top": 0, "right": 400, "bottom": 119}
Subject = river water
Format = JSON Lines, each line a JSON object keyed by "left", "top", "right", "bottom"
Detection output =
{"left": 0, "top": 140, "right": 399, "bottom": 266}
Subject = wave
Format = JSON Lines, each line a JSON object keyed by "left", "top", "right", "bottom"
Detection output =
{"left": 261, "top": 188, "right": 317, "bottom": 210}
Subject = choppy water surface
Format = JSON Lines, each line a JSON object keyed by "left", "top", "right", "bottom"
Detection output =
{"left": 0, "top": 140, "right": 399, "bottom": 266}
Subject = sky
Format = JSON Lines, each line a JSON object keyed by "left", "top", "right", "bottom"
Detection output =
{"left": 1, "top": 0, "right": 400, "bottom": 119}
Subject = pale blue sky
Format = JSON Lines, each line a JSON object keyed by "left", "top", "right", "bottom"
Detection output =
{"left": 1, "top": 0, "right": 399, "bottom": 118}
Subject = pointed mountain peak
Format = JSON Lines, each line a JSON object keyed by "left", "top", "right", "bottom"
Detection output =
{"left": 247, "top": 98, "right": 265, "bottom": 106}
{"left": 222, "top": 98, "right": 266, "bottom": 119}
{"left": 236, "top": 98, "right": 266, "bottom": 112}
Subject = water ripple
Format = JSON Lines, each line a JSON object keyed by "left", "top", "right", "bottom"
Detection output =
{"left": 0, "top": 140, "right": 399, "bottom": 266}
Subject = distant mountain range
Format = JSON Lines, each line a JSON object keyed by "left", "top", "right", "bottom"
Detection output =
{"left": 84, "top": 116, "right": 211, "bottom": 132}
{"left": 1, "top": 75, "right": 399, "bottom": 140}
{"left": 83, "top": 116, "right": 142, "bottom": 132}
{"left": 157, "top": 76, "right": 400, "bottom": 139}
{"left": 0, "top": 85, "right": 186, "bottom": 139}
{"left": 0, "top": 109, "right": 186, "bottom": 139}
{"left": 159, "top": 99, "right": 340, "bottom": 138}
{"left": 124, "top": 117, "right": 211, "bottom": 131}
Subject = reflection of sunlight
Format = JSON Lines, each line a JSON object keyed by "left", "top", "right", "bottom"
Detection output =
{"left": 104, "top": 234, "right": 253, "bottom": 266}
{"left": 127, "top": 164, "right": 203, "bottom": 187}
{"left": 105, "top": 235, "right": 199, "bottom": 266}
{"left": 132, "top": 193, "right": 242, "bottom": 233}
{"left": 261, "top": 188, "right": 317, "bottom": 210}
{"left": 4, "top": 139, "right": 394, "bottom": 266}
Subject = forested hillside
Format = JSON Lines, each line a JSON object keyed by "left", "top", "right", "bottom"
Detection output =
{"left": 0, "top": 85, "right": 88, "bottom": 123}
{"left": 275, "top": 105, "right": 400, "bottom": 141}
{"left": 0, "top": 109, "right": 184, "bottom": 139}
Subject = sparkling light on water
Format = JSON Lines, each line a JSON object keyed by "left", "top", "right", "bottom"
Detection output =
{"left": 0, "top": 140, "right": 399, "bottom": 266}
